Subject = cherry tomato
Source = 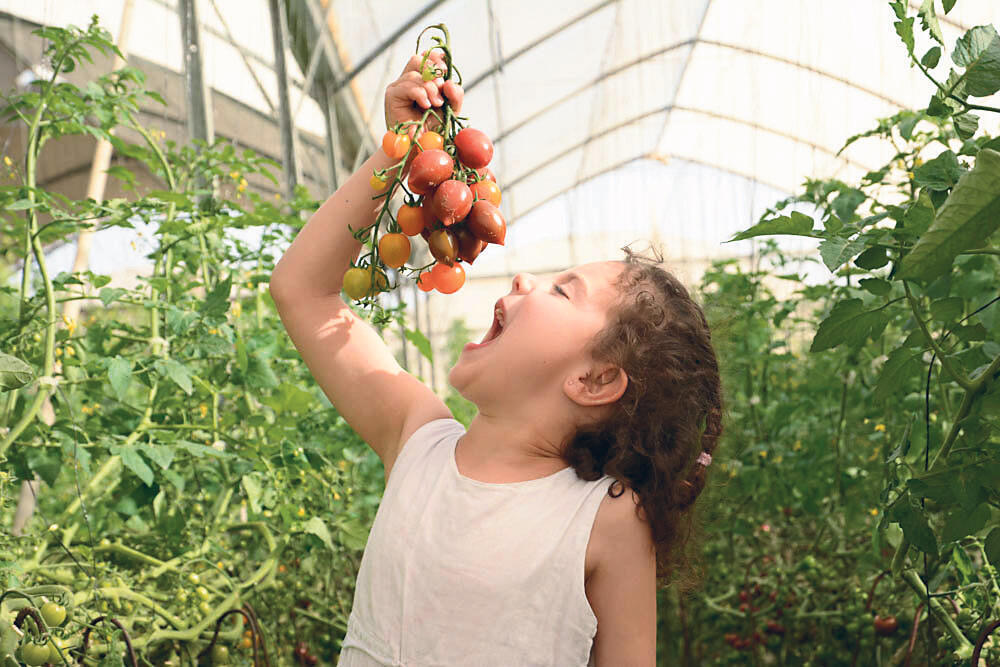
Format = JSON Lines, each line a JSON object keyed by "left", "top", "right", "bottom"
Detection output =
{"left": 466, "top": 200, "right": 507, "bottom": 245}
{"left": 475, "top": 167, "right": 497, "bottom": 183}
{"left": 454, "top": 128, "right": 494, "bottom": 169}
{"left": 20, "top": 642, "right": 50, "bottom": 666}
{"left": 396, "top": 204, "right": 425, "bottom": 236}
{"left": 342, "top": 267, "right": 371, "bottom": 300}
{"left": 370, "top": 173, "right": 388, "bottom": 191}
{"left": 240, "top": 636, "right": 253, "bottom": 650}
{"left": 407, "top": 149, "right": 453, "bottom": 195}
{"left": 420, "top": 200, "right": 438, "bottom": 228}
{"left": 416, "top": 131, "right": 444, "bottom": 152}
{"left": 40, "top": 601, "right": 66, "bottom": 626}
{"left": 873, "top": 615, "right": 898, "bottom": 636}
{"left": 416, "top": 271, "right": 435, "bottom": 292}
{"left": 378, "top": 233, "right": 411, "bottom": 269}
{"left": 428, "top": 228, "right": 458, "bottom": 265}
{"left": 455, "top": 225, "right": 486, "bottom": 264}
{"left": 48, "top": 636, "right": 68, "bottom": 663}
{"left": 431, "top": 262, "right": 466, "bottom": 294}
{"left": 431, "top": 180, "right": 473, "bottom": 226}
{"left": 381, "top": 131, "right": 410, "bottom": 160}
{"left": 199, "top": 600, "right": 213, "bottom": 616}
{"left": 470, "top": 179, "right": 501, "bottom": 206}
{"left": 211, "top": 644, "right": 230, "bottom": 665}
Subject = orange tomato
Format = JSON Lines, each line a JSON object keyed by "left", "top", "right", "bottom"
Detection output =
{"left": 417, "top": 271, "right": 435, "bottom": 292}
{"left": 396, "top": 204, "right": 426, "bottom": 236}
{"left": 416, "top": 131, "right": 444, "bottom": 152}
{"left": 431, "top": 261, "right": 465, "bottom": 294}
{"left": 381, "top": 131, "right": 411, "bottom": 160}
{"left": 378, "top": 233, "right": 411, "bottom": 269}
{"left": 470, "top": 180, "right": 501, "bottom": 206}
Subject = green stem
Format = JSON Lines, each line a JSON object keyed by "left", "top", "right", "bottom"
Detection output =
{"left": 899, "top": 568, "right": 974, "bottom": 658}
{"left": 904, "top": 282, "right": 972, "bottom": 391}
{"left": 930, "top": 351, "right": 1000, "bottom": 468}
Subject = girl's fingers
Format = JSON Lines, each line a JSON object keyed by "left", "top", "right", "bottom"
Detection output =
{"left": 423, "top": 80, "right": 444, "bottom": 107}
{"left": 442, "top": 80, "right": 463, "bottom": 115}
{"left": 400, "top": 53, "right": 424, "bottom": 76}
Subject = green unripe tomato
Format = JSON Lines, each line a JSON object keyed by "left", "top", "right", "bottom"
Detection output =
{"left": 40, "top": 601, "right": 67, "bottom": 627}
{"left": 211, "top": 644, "right": 230, "bottom": 665}
{"left": 199, "top": 601, "right": 213, "bottom": 616}
{"left": 19, "top": 642, "right": 51, "bottom": 666}
{"left": 48, "top": 637, "right": 67, "bottom": 663}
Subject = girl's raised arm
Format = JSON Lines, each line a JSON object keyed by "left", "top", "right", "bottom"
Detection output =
{"left": 270, "top": 54, "right": 461, "bottom": 477}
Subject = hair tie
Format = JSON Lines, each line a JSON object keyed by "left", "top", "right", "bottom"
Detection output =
{"left": 696, "top": 451, "right": 712, "bottom": 467}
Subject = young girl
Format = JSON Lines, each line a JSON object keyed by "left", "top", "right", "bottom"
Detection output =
{"left": 270, "top": 53, "right": 723, "bottom": 667}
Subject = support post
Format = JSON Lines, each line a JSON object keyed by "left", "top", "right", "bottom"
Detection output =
{"left": 318, "top": 78, "right": 342, "bottom": 190}
{"left": 268, "top": 0, "right": 298, "bottom": 196}
{"left": 178, "top": 0, "right": 213, "bottom": 144}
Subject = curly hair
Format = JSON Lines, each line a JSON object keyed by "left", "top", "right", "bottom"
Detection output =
{"left": 563, "top": 246, "right": 724, "bottom": 588}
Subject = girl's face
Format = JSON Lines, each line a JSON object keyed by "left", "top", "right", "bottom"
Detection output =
{"left": 448, "top": 261, "right": 624, "bottom": 410}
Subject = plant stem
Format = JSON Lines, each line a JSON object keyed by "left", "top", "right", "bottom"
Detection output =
{"left": 904, "top": 282, "right": 972, "bottom": 391}
{"left": 899, "top": 568, "right": 974, "bottom": 657}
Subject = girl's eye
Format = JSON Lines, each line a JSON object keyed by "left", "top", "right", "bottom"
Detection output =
{"left": 553, "top": 284, "right": 569, "bottom": 299}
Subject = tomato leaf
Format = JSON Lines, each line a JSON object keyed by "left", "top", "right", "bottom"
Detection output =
{"left": 112, "top": 444, "right": 154, "bottom": 486}
{"left": 912, "top": 150, "right": 965, "bottom": 191}
{"left": 728, "top": 211, "right": 817, "bottom": 242}
{"left": 199, "top": 274, "right": 232, "bottom": 320}
{"left": 819, "top": 236, "right": 867, "bottom": 272}
{"left": 891, "top": 497, "right": 938, "bottom": 556}
{"left": 108, "top": 356, "right": 132, "bottom": 400}
{"left": 0, "top": 352, "right": 34, "bottom": 391}
{"left": 302, "top": 517, "right": 335, "bottom": 551}
{"left": 403, "top": 327, "right": 434, "bottom": 362}
{"left": 985, "top": 527, "right": 1000, "bottom": 567}
{"left": 952, "top": 25, "right": 1000, "bottom": 97}
{"left": 874, "top": 347, "right": 924, "bottom": 401}
{"left": 941, "top": 503, "right": 991, "bottom": 542}
{"left": 156, "top": 359, "right": 193, "bottom": 395}
{"left": 898, "top": 149, "right": 1000, "bottom": 281}
{"left": 137, "top": 443, "right": 174, "bottom": 470}
{"left": 921, "top": 46, "right": 942, "bottom": 68}
{"left": 916, "top": 0, "right": 944, "bottom": 45}
{"left": 811, "top": 299, "right": 889, "bottom": 352}
{"left": 859, "top": 278, "right": 891, "bottom": 296}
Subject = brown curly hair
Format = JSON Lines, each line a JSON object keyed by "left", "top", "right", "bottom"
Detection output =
{"left": 563, "top": 246, "right": 724, "bottom": 588}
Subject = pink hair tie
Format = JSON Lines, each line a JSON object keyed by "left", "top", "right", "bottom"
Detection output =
{"left": 696, "top": 451, "right": 712, "bottom": 467}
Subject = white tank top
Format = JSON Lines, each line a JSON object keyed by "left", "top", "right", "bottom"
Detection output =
{"left": 337, "top": 418, "right": 615, "bottom": 667}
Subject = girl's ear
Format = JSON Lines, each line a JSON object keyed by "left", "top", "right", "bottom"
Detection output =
{"left": 564, "top": 365, "right": 628, "bottom": 407}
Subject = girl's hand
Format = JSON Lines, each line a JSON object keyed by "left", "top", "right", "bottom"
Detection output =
{"left": 384, "top": 52, "right": 464, "bottom": 134}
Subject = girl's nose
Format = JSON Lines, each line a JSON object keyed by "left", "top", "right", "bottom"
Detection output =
{"left": 511, "top": 272, "right": 535, "bottom": 294}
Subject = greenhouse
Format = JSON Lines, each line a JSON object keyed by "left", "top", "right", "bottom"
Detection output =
{"left": 1, "top": 0, "right": 999, "bottom": 664}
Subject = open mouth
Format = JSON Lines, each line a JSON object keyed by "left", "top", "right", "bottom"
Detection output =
{"left": 465, "top": 301, "right": 506, "bottom": 351}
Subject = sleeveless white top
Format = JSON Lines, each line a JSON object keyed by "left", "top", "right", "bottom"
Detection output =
{"left": 337, "top": 418, "right": 615, "bottom": 667}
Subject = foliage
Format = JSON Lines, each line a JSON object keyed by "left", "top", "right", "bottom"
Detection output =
{"left": 0, "top": 17, "right": 385, "bottom": 665}
{"left": 656, "top": 2, "right": 1000, "bottom": 663}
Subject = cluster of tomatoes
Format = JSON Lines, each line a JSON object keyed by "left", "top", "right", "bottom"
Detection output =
{"left": 342, "top": 42, "right": 505, "bottom": 302}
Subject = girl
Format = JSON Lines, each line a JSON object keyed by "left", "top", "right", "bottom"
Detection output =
{"left": 270, "top": 53, "right": 723, "bottom": 667}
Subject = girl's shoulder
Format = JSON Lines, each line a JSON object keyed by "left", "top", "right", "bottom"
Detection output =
{"left": 586, "top": 484, "right": 651, "bottom": 581}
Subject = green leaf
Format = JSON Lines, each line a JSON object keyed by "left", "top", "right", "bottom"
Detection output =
{"left": 302, "top": 517, "right": 335, "bottom": 551}
{"left": 199, "top": 275, "right": 232, "bottom": 319}
{"left": 246, "top": 353, "right": 279, "bottom": 390}
{"left": 891, "top": 497, "right": 938, "bottom": 556}
{"left": 898, "top": 149, "right": 1000, "bottom": 281}
{"left": 941, "top": 503, "right": 991, "bottom": 542}
{"left": 917, "top": 0, "right": 944, "bottom": 45}
{"left": 875, "top": 347, "right": 924, "bottom": 401}
{"left": 953, "top": 112, "right": 979, "bottom": 140}
{"left": 894, "top": 16, "right": 915, "bottom": 56}
{"left": 261, "top": 382, "right": 315, "bottom": 413}
{"left": 7, "top": 199, "right": 35, "bottom": 211}
{"left": 728, "top": 211, "right": 817, "bottom": 242}
{"left": 986, "top": 527, "right": 1000, "bottom": 567}
{"left": 818, "top": 236, "right": 867, "bottom": 272}
{"left": 0, "top": 352, "right": 34, "bottom": 391}
{"left": 242, "top": 474, "right": 264, "bottom": 513}
{"left": 108, "top": 356, "right": 132, "bottom": 400}
{"left": 854, "top": 246, "right": 890, "bottom": 270}
{"left": 811, "top": 299, "right": 889, "bottom": 352}
{"left": 942, "top": 0, "right": 956, "bottom": 12}
{"left": 859, "top": 278, "right": 892, "bottom": 296}
{"left": 156, "top": 359, "right": 193, "bottom": 395}
{"left": 952, "top": 25, "right": 1000, "bottom": 97}
{"left": 148, "top": 189, "right": 189, "bottom": 205}
{"left": 921, "top": 46, "right": 942, "bottom": 68}
{"left": 99, "top": 287, "right": 127, "bottom": 306}
{"left": 912, "top": 150, "right": 965, "bottom": 191}
{"left": 930, "top": 296, "right": 963, "bottom": 322}
{"left": 137, "top": 443, "right": 174, "bottom": 470}
{"left": 403, "top": 328, "right": 434, "bottom": 362}
{"left": 105, "top": 165, "right": 135, "bottom": 184}
{"left": 113, "top": 444, "right": 154, "bottom": 486}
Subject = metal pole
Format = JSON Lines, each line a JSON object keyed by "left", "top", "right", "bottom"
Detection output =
{"left": 178, "top": 0, "right": 213, "bottom": 144}
{"left": 268, "top": 0, "right": 298, "bottom": 196}
{"left": 318, "top": 78, "right": 341, "bottom": 190}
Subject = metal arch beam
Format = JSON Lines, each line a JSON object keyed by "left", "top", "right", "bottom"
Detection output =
{"left": 494, "top": 38, "right": 908, "bottom": 148}
{"left": 505, "top": 104, "right": 874, "bottom": 191}
{"left": 508, "top": 152, "right": 794, "bottom": 227}
{"left": 332, "top": 0, "right": 448, "bottom": 91}
{"left": 463, "top": 0, "right": 618, "bottom": 93}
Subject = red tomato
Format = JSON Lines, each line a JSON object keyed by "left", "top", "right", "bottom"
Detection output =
{"left": 396, "top": 204, "right": 425, "bottom": 236}
{"left": 873, "top": 615, "right": 898, "bottom": 636}
{"left": 431, "top": 180, "right": 473, "bottom": 226}
{"left": 432, "top": 261, "right": 466, "bottom": 294}
{"left": 428, "top": 228, "right": 458, "bottom": 265}
{"left": 475, "top": 167, "right": 497, "bottom": 183}
{"left": 466, "top": 200, "right": 506, "bottom": 245}
{"left": 407, "top": 149, "right": 453, "bottom": 195}
{"left": 416, "top": 131, "right": 444, "bottom": 152}
{"left": 470, "top": 179, "right": 501, "bottom": 206}
{"left": 417, "top": 271, "right": 435, "bottom": 292}
{"left": 454, "top": 128, "right": 494, "bottom": 169}
{"left": 378, "top": 233, "right": 411, "bottom": 269}
{"left": 381, "top": 131, "right": 411, "bottom": 160}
